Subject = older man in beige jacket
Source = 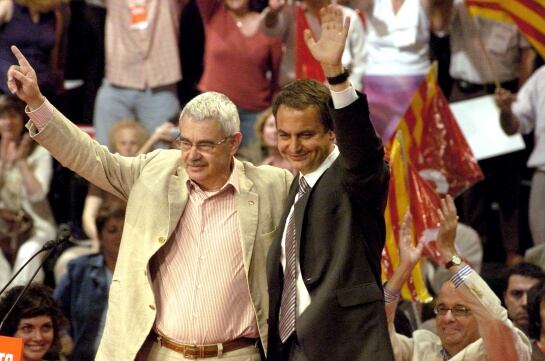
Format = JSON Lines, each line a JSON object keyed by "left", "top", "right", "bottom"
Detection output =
{"left": 7, "top": 46, "right": 293, "bottom": 361}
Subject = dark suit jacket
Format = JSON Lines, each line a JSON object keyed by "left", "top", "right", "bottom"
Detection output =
{"left": 267, "top": 94, "right": 394, "bottom": 361}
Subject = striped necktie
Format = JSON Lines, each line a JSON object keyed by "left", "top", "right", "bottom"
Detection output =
{"left": 278, "top": 176, "right": 310, "bottom": 343}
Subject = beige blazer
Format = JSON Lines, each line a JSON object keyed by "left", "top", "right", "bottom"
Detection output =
{"left": 28, "top": 102, "right": 293, "bottom": 360}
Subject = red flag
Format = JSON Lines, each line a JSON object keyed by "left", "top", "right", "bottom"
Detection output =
{"left": 382, "top": 135, "right": 440, "bottom": 302}
{"left": 390, "top": 64, "right": 483, "bottom": 197}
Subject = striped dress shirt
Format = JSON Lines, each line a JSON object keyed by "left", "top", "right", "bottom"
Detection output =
{"left": 151, "top": 168, "right": 259, "bottom": 344}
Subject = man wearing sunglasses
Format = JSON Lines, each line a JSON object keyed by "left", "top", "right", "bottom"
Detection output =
{"left": 383, "top": 196, "right": 531, "bottom": 361}
{"left": 6, "top": 47, "right": 294, "bottom": 361}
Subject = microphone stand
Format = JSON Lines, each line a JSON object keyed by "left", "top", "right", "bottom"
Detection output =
{"left": 0, "top": 227, "right": 72, "bottom": 329}
{"left": 0, "top": 245, "right": 57, "bottom": 330}
{"left": 0, "top": 241, "right": 54, "bottom": 298}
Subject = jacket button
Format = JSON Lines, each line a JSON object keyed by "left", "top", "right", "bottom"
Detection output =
{"left": 305, "top": 277, "right": 312, "bottom": 282}
{"left": 158, "top": 236, "right": 166, "bottom": 244}
{"left": 248, "top": 200, "right": 255, "bottom": 205}
{"left": 149, "top": 304, "right": 156, "bottom": 310}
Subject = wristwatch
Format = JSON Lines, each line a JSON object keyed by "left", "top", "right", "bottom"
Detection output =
{"left": 445, "top": 254, "right": 462, "bottom": 269}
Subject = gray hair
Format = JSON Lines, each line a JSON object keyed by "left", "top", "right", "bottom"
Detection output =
{"left": 179, "top": 92, "right": 240, "bottom": 136}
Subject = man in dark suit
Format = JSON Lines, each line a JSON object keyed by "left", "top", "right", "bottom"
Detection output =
{"left": 266, "top": 5, "right": 394, "bottom": 361}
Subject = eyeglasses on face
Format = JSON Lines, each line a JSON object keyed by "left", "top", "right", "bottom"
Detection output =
{"left": 176, "top": 135, "right": 231, "bottom": 152}
{"left": 434, "top": 304, "right": 472, "bottom": 317}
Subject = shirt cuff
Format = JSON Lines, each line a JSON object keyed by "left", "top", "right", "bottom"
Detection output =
{"left": 450, "top": 265, "right": 473, "bottom": 288}
{"left": 25, "top": 98, "right": 53, "bottom": 131}
{"left": 383, "top": 287, "right": 400, "bottom": 304}
{"left": 331, "top": 86, "right": 358, "bottom": 109}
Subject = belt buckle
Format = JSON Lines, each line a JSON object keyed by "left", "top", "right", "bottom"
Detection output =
{"left": 183, "top": 345, "right": 200, "bottom": 359}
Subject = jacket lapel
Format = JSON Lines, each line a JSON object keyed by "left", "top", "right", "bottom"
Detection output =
{"left": 167, "top": 166, "right": 189, "bottom": 238}
{"left": 268, "top": 177, "right": 300, "bottom": 283}
{"left": 234, "top": 159, "right": 258, "bottom": 275}
{"left": 293, "top": 184, "right": 310, "bottom": 254}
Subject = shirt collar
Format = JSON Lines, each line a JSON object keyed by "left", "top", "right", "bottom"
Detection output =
{"left": 300, "top": 144, "right": 339, "bottom": 188}
{"left": 185, "top": 161, "right": 240, "bottom": 194}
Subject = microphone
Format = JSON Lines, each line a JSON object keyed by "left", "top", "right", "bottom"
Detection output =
{"left": 0, "top": 225, "right": 72, "bottom": 298}
{"left": 41, "top": 225, "right": 72, "bottom": 251}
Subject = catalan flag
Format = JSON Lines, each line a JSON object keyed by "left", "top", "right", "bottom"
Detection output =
{"left": 389, "top": 63, "right": 483, "bottom": 198}
{"left": 466, "top": 0, "right": 514, "bottom": 22}
{"left": 466, "top": 0, "right": 545, "bottom": 59}
{"left": 382, "top": 135, "right": 436, "bottom": 303}
{"left": 381, "top": 65, "right": 483, "bottom": 296}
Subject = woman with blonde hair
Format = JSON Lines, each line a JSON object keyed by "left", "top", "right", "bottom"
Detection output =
{"left": 82, "top": 119, "right": 149, "bottom": 241}
{"left": 54, "top": 119, "right": 150, "bottom": 283}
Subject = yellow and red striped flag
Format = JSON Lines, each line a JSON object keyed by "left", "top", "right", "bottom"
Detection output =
{"left": 466, "top": 0, "right": 545, "bottom": 59}
{"left": 388, "top": 63, "right": 483, "bottom": 199}
{"left": 382, "top": 135, "right": 436, "bottom": 303}
{"left": 382, "top": 64, "right": 482, "bottom": 293}
{"left": 466, "top": 0, "right": 514, "bottom": 22}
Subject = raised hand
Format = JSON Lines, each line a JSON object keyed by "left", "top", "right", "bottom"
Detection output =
{"left": 0, "top": 134, "right": 32, "bottom": 165}
{"left": 303, "top": 4, "right": 350, "bottom": 75}
{"left": 398, "top": 213, "right": 424, "bottom": 272}
{"left": 0, "top": 135, "right": 16, "bottom": 164}
{"left": 383, "top": 212, "right": 424, "bottom": 295}
{"left": 436, "top": 195, "right": 458, "bottom": 262}
{"left": 14, "top": 134, "right": 32, "bottom": 161}
{"left": 6, "top": 45, "right": 44, "bottom": 110}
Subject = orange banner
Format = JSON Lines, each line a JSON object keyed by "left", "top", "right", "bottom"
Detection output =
{"left": 0, "top": 336, "right": 23, "bottom": 361}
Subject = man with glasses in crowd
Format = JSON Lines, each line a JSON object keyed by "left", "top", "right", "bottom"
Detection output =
{"left": 6, "top": 46, "right": 293, "bottom": 361}
{"left": 384, "top": 196, "right": 531, "bottom": 361}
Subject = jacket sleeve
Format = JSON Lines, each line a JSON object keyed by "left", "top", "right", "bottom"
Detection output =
{"left": 27, "top": 100, "right": 157, "bottom": 202}
{"left": 454, "top": 270, "right": 532, "bottom": 361}
{"left": 330, "top": 93, "right": 390, "bottom": 211}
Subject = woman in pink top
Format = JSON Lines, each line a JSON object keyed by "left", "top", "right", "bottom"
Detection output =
{"left": 196, "top": 0, "right": 283, "bottom": 146}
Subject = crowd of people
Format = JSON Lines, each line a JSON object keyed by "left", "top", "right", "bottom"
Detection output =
{"left": 0, "top": 0, "right": 544, "bottom": 360}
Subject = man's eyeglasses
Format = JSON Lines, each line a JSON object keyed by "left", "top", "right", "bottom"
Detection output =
{"left": 176, "top": 135, "right": 231, "bottom": 153}
{"left": 434, "top": 304, "right": 472, "bottom": 317}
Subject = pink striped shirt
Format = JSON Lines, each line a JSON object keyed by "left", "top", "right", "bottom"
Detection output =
{"left": 104, "top": 0, "right": 182, "bottom": 89}
{"left": 151, "top": 168, "right": 259, "bottom": 344}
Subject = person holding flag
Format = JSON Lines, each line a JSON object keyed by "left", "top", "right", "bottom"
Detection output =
{"left": 447, "top": 0, "right": 536, "bottom": 266}
{"left": 495, "top": 65, "right": 545, "bottom": 252}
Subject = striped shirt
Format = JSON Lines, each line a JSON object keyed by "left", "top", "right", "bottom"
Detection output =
{"left": 151, "top": 167, "right": 259, "bottom": 344}
{"left": 104, "top": 0, "right": 182, "bottom": 89}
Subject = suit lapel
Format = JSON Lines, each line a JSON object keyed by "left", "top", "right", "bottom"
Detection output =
{"left": 234, "top": 160, "right": 259, "bottom": 275}
{"left": 293, "top": 184, "right": 310, "bottom": 255}
{"left": 267, "top": 175, "right": 298, "bottom": 284}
